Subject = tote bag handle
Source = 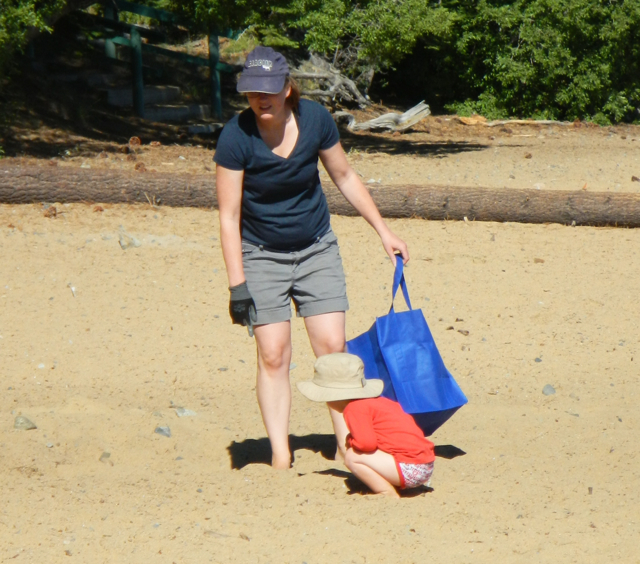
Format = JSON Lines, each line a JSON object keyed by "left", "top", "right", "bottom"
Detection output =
{"left": 390, "top": 258, "right": 413, "bottom": 312}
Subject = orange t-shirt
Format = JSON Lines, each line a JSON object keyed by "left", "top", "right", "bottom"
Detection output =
{"left": 343, "top": 396, "right": 435, "bottom": 465}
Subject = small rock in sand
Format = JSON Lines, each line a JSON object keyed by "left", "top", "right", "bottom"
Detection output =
{"left": 14, "top": 416, "right": 37, "bottom": 430}
{"left": 542, "top": 384, "right": 556, "bottom": 396}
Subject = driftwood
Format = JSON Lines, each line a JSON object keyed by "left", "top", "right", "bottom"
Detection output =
{"left": 292, "top": 73, "right": 369, "bottom": 107}
{"left": 2, "top": 165, "right": 640, "bottom": 227}
{"left": 291, "top": 54, "right": 370, "bottom": 108}
{"left": 333, "top": 101, "right": 431, "bottom": 132}
{"left": 458, "top": 116, "right": 573, "bottom": 127}
{"left": 485, "top": 119, "right": 573, "bottom": 127}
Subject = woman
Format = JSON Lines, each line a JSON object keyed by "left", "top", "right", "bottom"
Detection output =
{"left": 214, "top": 46, "right": 409, "bottom": 469}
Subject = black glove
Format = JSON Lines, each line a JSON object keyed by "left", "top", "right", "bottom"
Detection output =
{"left": 229, "top": 282, "right": 257, "bottom": 336}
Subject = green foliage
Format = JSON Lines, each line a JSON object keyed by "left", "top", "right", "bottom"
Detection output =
{"left": 174, "top": 0, "right": 640, "bottom": 122}
{"left": 2, "top": 0, "right": 638, "bottom": 123}
{"left": 443, "top": 0, "right": 640, "bottom": 123}
{"left": 289, "top": 0, "right": 453, "bottom": 75}
{"left": 167, "top": 0, "right": 242, "bottom": 32}
{"left": 117, "top": 0, "right": 182, "bottom": 27}
{"left": 221, "top": 28, "right": 259, "bottom": 54}
{"left": 445, "top": 92, "right": 509, "bottom": 120}
{"left": 170, "top": 0, "right": 454, "bottom": 83}
{"left": 0, "top": 0, "right": 67, "bottom": 74}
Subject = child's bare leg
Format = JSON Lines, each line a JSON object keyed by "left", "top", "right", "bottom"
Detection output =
{"left": 327, "top": 405, "right": 349, "bottom": 461}
{"left": 344, "top": 449, "right": 402, "bottom": 497}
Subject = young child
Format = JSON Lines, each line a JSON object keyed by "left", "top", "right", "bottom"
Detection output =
{"left": 297, "top": 352, "right": 435, "bottom": 497}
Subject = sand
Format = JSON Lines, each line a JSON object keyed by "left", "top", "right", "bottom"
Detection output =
{"left": 2, "top": 120, "right": 640, "bottom": 563}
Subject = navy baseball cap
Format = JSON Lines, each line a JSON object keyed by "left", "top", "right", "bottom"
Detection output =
{"left": 237, "top": 46, "right": 290, "bottom": 94}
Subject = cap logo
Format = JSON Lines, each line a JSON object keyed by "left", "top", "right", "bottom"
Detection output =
{"left": 247, "top": 59, "right": 273, "bottom": 71}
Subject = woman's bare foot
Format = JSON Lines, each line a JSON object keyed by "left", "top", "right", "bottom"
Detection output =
{"left": 271, "top": 452, "right": 293, "bottom": 470}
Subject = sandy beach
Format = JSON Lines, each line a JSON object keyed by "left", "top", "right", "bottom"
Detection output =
{"left": 2, "top": 116, "right": 640, "bottom": 562}
{"left": 1, "top": 193, "right": 638, "bottom": 562}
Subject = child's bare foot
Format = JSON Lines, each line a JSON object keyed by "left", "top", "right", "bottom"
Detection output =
{"left": 371, "top": 489, "right": 400, "bottom": 499}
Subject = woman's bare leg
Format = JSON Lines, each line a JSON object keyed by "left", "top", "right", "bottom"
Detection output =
{"left": 253, "top": 321, "right": 293, "bottom": 469}
{"left": 344, "top": 449, "right": 401, "bottom": 497}
{"left": 304, "top": 312, "right": 348, "bottom": 458}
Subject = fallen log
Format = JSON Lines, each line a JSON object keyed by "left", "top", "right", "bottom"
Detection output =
{"left": 1, "top": 165, "right": 640, "bottom": 227}
{"left": 0, "top": 165, "right": 216, "bottom": 208}
{"left": 353, "top": 184, "right": 640, "bottom": 227}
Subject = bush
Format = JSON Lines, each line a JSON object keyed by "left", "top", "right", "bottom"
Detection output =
{"left": 3, "top": 0, "right": 639, "bottom": 123}
{"left": 173, "top": 0, "right": 454, "bottom": 89}
{"left": 0, "top": 0, "right": 68, "bottom": 74}
{"left": 189, "top": 0, "right": 640, "bottom": 123}
{"left": 293, "top": 0, "right": 453, "bottom": 76}
{"left": 446, "top": 0, "right": 640, "bottom": 123}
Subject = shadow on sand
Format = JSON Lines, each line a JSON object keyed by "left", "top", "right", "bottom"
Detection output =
{"left": 227, "top": 433, "right": 338, "bottom": 470}
{"left": 339, "top": 128, "right": 489, "bottom": 158}
{"left": 227, "top": 435, "right": 466, "bottom": 496}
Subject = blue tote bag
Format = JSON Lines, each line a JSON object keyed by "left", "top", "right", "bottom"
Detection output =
{"left": 346, "top": 260, "right": 467, "bottom": 436}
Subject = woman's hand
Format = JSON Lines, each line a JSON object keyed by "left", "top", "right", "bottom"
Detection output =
{"left": 380, "top": 229, "right": 409, "bottom": 265}
{"left": 229, "top": 282, "right": 258, "bottom": 336}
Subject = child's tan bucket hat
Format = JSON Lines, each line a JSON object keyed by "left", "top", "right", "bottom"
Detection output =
{"left": 297, "top": 353, "right": 384, "bottom": 402}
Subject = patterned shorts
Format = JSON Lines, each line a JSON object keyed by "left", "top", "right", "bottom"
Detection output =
{"left": 398, "top": 461, "right": 434, "bottom": 489}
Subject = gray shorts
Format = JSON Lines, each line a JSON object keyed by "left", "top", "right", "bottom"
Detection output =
{"left": 242, "top": 229, "right": 349, "bottom": 325}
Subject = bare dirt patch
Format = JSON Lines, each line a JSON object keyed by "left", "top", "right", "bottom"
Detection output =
{"left": 4, "top": 100, "right": 640, "bottom": 196}
{"left": 1, "top": 201, "right": 639, "bottom": 563}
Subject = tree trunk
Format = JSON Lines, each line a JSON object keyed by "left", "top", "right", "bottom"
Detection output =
{"left": 1, "top": 165, "right": 640, "bottom": 227}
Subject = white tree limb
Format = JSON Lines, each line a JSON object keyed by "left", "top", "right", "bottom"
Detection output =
{"left": 332, "top": 101, "right": 431, "bottom": 132}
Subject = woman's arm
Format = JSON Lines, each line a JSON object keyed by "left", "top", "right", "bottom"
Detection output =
{"left": 216, "top": 164, "right": 246, "bottom": 287}
{"left": 319, "top": 142, "right": 409, "bottom": 264}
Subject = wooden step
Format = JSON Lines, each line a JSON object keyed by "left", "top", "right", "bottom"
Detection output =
{"left": 106, "top": 85, "right": 181, "bottom": 107}
{"left": 144, "top": 104, "right": 211, "bottom": 122}
{"left": 50, "top": 71, "right": 120, "bottom": 87}
{"left": 187, "top": 123, "right": 224, "bottom": 134}
{"left": 85, "top": 73, "right": 121, "bottom": 87}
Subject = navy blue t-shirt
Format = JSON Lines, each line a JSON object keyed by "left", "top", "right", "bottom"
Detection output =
{"left": 213, "top": 99, "right": 340, "bottom": 251}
